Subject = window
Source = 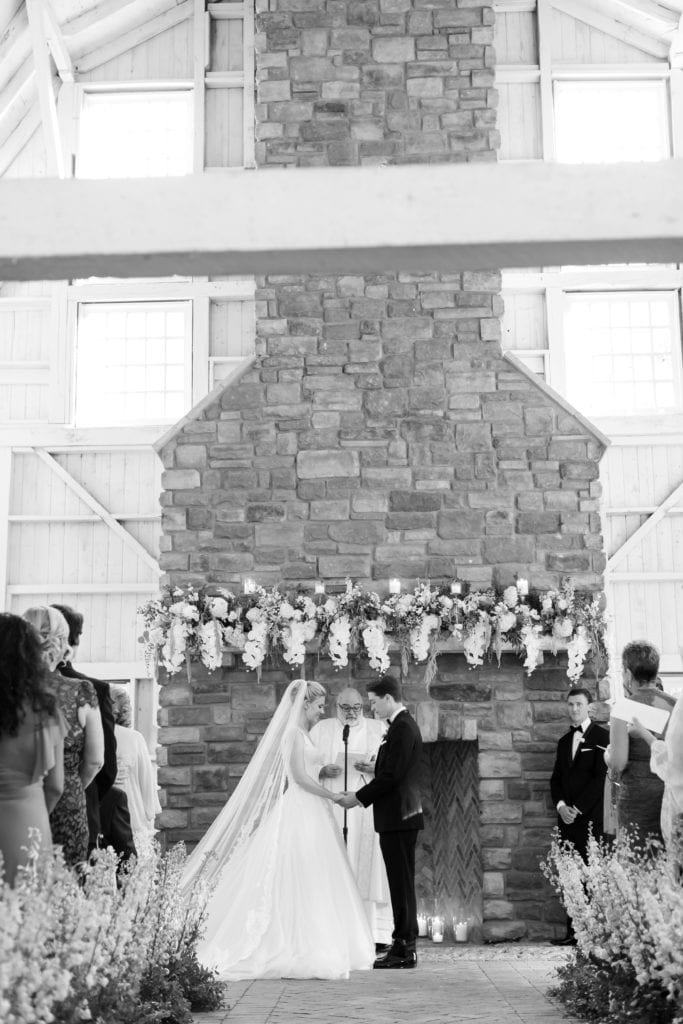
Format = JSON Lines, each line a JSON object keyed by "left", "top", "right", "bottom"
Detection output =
{"left": 77, "top": 91, "right": 193, "bottom": 178}
{"left": 554, "top": 80, "right": 670, "bottom": 163}
{"left": 75, "top": 301, "right": 192, "bottom": 425}
{"left": 562, "top": 292, "right": 682, "bottom": 417}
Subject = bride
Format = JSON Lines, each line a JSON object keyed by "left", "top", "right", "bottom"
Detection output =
{"left": 182, "top": 679, "right": 375, "bottom": 980}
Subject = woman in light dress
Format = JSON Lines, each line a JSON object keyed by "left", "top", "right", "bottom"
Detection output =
{"left": 22, "top": 606, "right": 104, "bottom": 867}
{"left": 182, "top": 679, "right": 374, "bottom": 980}
{"left": 630, "top": 695, "right": 683, "bottom": 863}
{"left": 0, "top": 613, "right": 66, "bottom": 884}
{"left": 110, "top": 687, "right": 161, "bottom": 855}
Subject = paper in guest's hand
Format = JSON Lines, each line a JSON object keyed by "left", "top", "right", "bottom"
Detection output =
{"left": 611, "top": 697, "right": 671, "bottom": 734}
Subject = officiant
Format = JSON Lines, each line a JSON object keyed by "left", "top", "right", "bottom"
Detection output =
{"left": 311, "top": 687, "right": 392, "bottom": 949}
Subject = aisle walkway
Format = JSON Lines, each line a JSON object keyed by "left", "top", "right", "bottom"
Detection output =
{"left": 193, "top": 944, "right": 578, "bottom": 1024}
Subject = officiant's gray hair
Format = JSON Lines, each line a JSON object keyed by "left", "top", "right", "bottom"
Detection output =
{"left": 290, "top": 679, "right": 326, "bottom": 703}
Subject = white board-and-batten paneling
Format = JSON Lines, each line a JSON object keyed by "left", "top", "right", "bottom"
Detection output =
{"left": 78, "top": 21, "right": 194, "bottom": 82}
{"left": 5, "top": 447, "right": 161, "bottom": 664}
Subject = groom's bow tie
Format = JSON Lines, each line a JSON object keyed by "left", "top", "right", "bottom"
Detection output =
{"left": 570, "top": 725, "right": 584, "bottom": 734}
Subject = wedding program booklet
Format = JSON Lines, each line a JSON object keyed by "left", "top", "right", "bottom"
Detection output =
{"left": 611, "top": 697, "right": 671, "bottom": 735}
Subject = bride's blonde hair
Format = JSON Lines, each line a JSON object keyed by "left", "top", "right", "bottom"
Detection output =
{"left": 290, "top": 679, "right": 326, "bottom": 704}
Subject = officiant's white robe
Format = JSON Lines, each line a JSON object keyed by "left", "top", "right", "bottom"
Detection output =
{"left": 310, "top": 716, "right": 392, "bottom": 943}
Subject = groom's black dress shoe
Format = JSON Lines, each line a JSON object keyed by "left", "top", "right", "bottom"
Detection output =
{"left": 375, "top": 943, "right": 391, "bottom": 953}
{"left": 550, "top": 936, "right": 577, "bottom": 947}
{"left": 373, "top": 944, "right": 417, "bottom": 969}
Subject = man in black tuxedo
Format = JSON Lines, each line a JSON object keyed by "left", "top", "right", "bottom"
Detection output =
{"left": 338, "top": 674, "right": 423, "bottom": 970}
{"left": 51, "top": 604, "right": 120, "bottom": 853}
{"left": 549, "top": 685, "right": 609, "bottom": 946}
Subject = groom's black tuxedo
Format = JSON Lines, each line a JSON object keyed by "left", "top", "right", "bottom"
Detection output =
{"left": 357, "top": 709, "right": 423, "bottom": 950}
{"left": 550, "top": 721, "right": 609, "bottom": 859}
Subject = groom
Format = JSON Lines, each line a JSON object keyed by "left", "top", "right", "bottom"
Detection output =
{"left": 338, "top": 674, "right": 423, "bottom": 969}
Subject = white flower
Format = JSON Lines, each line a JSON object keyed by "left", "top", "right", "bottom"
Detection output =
{"left": 198, "top": 620, "right": 223, "bottom": 672}
{"left": 542, "top": 597, "right": 553, "bottom": 612}
{"left": 243, "top": 620, "right": 268, "bottom": 670}
{"left": 557, "top": 598, "right": 568, "bottom": 611}
{"left": 328, "top": 614, "right": 351, "bottom": 669}
{"left": 410, "top": 613, "right": 440, "bottom": 663}
{"left": 207, "top": 596, "right": 228, "bottom": 620}
{"left": 439, "top": 595, "right": 453, "bottom": 610}
{"left": 503, "top": 585, "right": 519, "bottom": 609}
{"left": 553, "top": 616, "right": 574, "bottom": 639}
{"left": 323, "top": 598, "right": 338, "bottom": 616}
{"left": 281, "top": 618, "right": 317, "bottom": 665}
{"left": 498, "top": 610, "right": 517, "bottom": 633}
{"left": 279, "top": 602, "right": 296, "bottom": 620}
{"left": 362, "top": 619, "right": 390, "bottom": 674}
{"left": 246, "top": 606, "right": 263, "bottom": 624}
{"left": 300, "top": 597, "right": 317, "bottom": 619}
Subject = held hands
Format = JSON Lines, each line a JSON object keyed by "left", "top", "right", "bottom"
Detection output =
{"left": 335, "top": 791, "right": 361, "bottom": 809}
{"left": 559, "top": 804, "right": 581, "bottom": 825}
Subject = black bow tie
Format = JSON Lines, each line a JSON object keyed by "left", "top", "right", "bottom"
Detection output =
{"left": 571, "top": 725, "right": 584, "bottom": 734}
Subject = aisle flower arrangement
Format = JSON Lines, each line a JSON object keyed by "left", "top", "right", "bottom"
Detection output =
{"left": 0, "top": 837, "right": 224, "bottom": 1024}
{"left": 139, "top": 578, "right": 608, "bottom": 683}
{"left": 543, "top": 832, "right": 683, "bottom": 1023}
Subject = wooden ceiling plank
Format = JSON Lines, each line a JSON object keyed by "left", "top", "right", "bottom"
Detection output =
{"left": 0, "top": 4, "right": 30, "bottom": 91}
{"left": 551, "top": 0, "right": 671, "bottom": 56}
{"left": 0, "top": 105, "right": 41, "bottom": 176}
{"left": 73, "top": 0, "right": 193, "bottom": 72}
{"left": 1, "top": 161, "right": 683, "bottom": 279}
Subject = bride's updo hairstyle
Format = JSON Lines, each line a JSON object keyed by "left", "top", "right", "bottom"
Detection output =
{"left": 290, "top": 679, "right": 326, "bottom": 704}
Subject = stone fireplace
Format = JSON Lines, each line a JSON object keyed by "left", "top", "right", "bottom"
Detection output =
{"left": 154, "top": 0, "right": 607, "bottom": 941}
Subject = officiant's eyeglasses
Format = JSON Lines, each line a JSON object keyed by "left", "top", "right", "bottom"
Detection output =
{"left": 338, "top": 704, "right": 363, "bottom": 714}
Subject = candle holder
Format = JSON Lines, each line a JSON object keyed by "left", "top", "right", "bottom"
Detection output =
{"left": 417, "top": 912, "right": 428, "bottom": 938}
{"left": 314, "top": 580, "right": 325, "bottom": 596}
{"left": 389, "top": 578, "right": 401, "bottom": 595}
{"left": 453, "top": 918, "right": 469, "bottom": 943}
{"left": 450, "top": 580, "right": 463, "bottom": 596}
{"left": 516, "top": 576, "right": 529, "bottom": 599}
{"left": 430, "top": 914, "right": 444, "bottom": 943}
{"left": 243, "top": 578, "right": 256, "bottom": 595}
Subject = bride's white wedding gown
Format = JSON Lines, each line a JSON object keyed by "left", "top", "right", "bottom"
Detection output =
{"left": 197, "top": 727, "right": 375, "bottom": 980}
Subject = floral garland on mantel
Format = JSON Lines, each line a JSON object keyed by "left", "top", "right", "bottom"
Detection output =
{"left": 138, "top": 579, "right": 608, "bottom": 685}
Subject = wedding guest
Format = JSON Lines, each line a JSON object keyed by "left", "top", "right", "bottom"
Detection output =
{"left": 0, "top": 614, "right": 66, "bottom": 884}
{"left": 23, "top": 606, "right": 104, "bottom": 867}
{"left": 110, "top": 687, "right": 161, "bottom": 855}
{"left": 310, "top": 687, "right": 392, "bottom": 949}
{"left": 629, "top": 696, "right": 683, "bottom": 862}
{"left": 549, "top": 687, "right": 609, "bottom": 946}
{"left": 99, "top": 785, "right": 137, "bottom": 868}
{"left": 339, "top": 675, "right": 424, "bottom": 970}
{"left": 51, "top": 604, "right": 118, "bottom": 853}
{"left": 607, "top": 641, "right": 676, "bottom": 844}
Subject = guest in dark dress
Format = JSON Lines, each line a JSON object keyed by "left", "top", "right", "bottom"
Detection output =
{"left": 22, "top": 606, "right": 104, "bottom": 867}
{"left": 100, "top": 785, "right": 137, "bottom": 867}
{"left": 0, "top": 614, "right": 66, "bottom": 884}
{"left": 51, "top": 604, "right": 118, "bottom": 853}
{"left": 608, "top": 640, "right": 676, "bottom": 844}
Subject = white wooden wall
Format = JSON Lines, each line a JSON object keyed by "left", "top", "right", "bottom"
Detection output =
{"left": 497, "top": 1, "right": 683, "bottom": 689}
{"left": 0, "top": 2, "right": 256, "bottom": 742}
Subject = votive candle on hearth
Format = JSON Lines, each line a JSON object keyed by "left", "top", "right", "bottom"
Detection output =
{"left": 417, "top": 913, "right": 428, "bottom": 937}
{"left": 516, "top": 577, "right": 529, "bottom": 598}
{"left": 431, "top": 915, "right": 444, "bottom": 942}
{"left": 455, "top": 921, "right": 469, "bottom": 942}
{"left": 450, "top": 580, "right": 463, "bottom": 596}
{"left": 389, "top": 578, "right": 401, "bottom": 594}
{"left": 243, "top": 578, "right": 256, "bottom": 595}
{"left": 315, "top": 580, "right": 325, "bottom": 595}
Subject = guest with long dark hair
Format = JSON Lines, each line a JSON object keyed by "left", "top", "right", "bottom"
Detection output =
{"left": 0, "top": 613, "right": 66, "bottom": 884}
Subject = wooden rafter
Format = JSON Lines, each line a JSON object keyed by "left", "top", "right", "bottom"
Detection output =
{"left": 74, "top": 0, "right": 192, "bottom": 73}
{"left": 551, "top": 0, "right": 671, "bottom": 57}
{"left": 24, "top": 0, "right": 63, "bottom": 176}
{"left": 42, "top": 0, "right": 74, "bottom": 83}
{"left": 1, "top": 161, "right": 683, "bottom": 279}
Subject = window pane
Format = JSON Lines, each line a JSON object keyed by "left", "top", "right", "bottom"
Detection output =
{"left": 563, "top": 292, "right": 682, "bottom": 417}
{"left": 75, "top": 302, "right": 190, "bottom": 425}
{"left": 554, "top": 80, "right": 670, "bottom": 163}
{"left": 78, "top": 92, "right": 192, "bottom": 178}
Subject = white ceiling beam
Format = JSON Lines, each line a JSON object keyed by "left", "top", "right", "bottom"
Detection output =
{"left": 0, "top": 65, "right": 37, "bottom": 148}
{"left": 43, "top": 0, "right": 74, "bottom": 84}
{"left": 671, "top": 15, "right": 683, "bottom": 65}
{"left": 1, "top": 162, "right": 683, "bottom": 279}
{"left": 25, "top": 0, "right": 63, "bottom": 177}
{"left": 66, "top": 0, "right": 188, "bottom": 61}
{"left": 0, "top": 106, "right": 41, "bottom": 176}
{"left": 551, "top": 0, "right": 671, "bottom": 57}
{"left": 73, "top": 0, "right": 192, "bottom": 73}
{"left": 611, "top": 0, "right": 680, "bottom": 29}
{"left": 0, "top": 4, "right": 30, "bottom": 92}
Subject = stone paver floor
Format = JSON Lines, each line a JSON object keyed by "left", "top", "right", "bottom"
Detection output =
{"left": 193, "top": 943, "right": 578, "bottom": 1024}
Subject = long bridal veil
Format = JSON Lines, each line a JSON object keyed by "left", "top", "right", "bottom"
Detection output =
{"left": 181, "top": 678, "right": 307, "bottom": 896}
